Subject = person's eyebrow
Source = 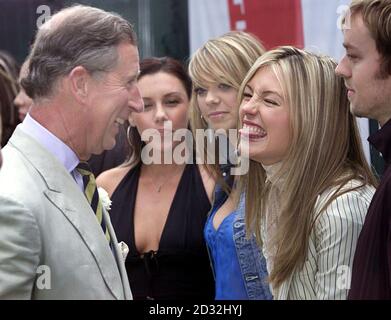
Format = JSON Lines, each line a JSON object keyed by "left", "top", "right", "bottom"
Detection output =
{"left": 343, "top": 42, "right": 359, "bottom": 50}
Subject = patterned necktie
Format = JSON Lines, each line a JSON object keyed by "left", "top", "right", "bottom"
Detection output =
{"left": 76, "top": 162, "right": 111, "bottom": 243}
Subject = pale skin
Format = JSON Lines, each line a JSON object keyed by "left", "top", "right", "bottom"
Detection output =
{"left": 30, "top": 41, "right": 143, "bottom": 161}
{"left": 97, "top": 71, "right": 214, "bottom": 253}
{"left": 195, "top": 83, "right": 239, "bottom": 131}
{"left": 335, "top": 13, "right": 391, "bottom": 126}
{"left": 195, "top": 82, "right": 241, "bottom": 230}
{"left": 239, "top": 67, "right": 291, "bottom": 165}
{"left": 213, "top": 67, "right": 292, "bottom": 230}
{"left": 198, "top": 71, "right": 290, "bottom": 231}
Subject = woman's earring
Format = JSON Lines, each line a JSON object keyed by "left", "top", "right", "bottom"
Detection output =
{"left": 126, "top": 125, "right": 132, "bottom": 146}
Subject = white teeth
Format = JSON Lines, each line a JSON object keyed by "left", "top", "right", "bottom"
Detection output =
{"left": 115, "top": 118, "right": 125, "bottom": 125}
{"left": 243, "top": 124, "right": 266, "bottom": 136}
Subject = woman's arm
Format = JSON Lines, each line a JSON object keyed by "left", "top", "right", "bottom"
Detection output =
{"left": 314, "top": 186, "right": 373, "bottom": 299}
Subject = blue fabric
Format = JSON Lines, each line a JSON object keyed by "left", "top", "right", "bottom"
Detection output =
{"left": 205, "top": 208, "right": 248, "bottom": 300}
{"left": 204, "top": 187, "right": 272, "bottom": 300}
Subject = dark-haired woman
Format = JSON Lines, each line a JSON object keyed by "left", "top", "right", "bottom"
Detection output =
{"left": 97, "top": 57, "right": 215, "bottom": 300}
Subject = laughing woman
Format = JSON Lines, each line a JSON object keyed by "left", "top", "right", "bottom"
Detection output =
{"left": 238, "top": 47, "right": 377, "bottom": 299}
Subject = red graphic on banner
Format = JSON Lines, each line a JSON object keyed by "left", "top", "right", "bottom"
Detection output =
{"left": 228, "top": 0, "right": 304, "bottom": 50}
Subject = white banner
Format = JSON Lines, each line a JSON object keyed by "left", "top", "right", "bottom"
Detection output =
{"left": 188, "top": 0, "right": 370, "bottom": 163}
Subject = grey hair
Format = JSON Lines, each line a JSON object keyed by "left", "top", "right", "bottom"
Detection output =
{"left": 22, "top": 5, "right": 137, "bottom": 99}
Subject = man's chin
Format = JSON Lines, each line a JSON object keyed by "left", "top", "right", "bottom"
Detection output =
{"left": 103, "top": 140, "right": 117, "bottom": 152}
{"left": 349, "top": 103, "right": 363, "bottom": 117}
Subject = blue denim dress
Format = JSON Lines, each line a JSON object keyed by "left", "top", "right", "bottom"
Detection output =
{"left": 204, "top": 185, "right": 272, "bottom": 300}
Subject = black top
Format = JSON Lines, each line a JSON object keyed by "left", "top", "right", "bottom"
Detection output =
{"left": 348, "top": 118, "right": 391, "bottom": 299}
{"left": 110, "top": 162, "right": 215, "bottom": 300}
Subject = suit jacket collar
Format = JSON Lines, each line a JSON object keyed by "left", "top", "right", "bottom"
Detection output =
{"left": 19, "top": 115, "right": 79, "bottom": 174}
{"left": 9, "top": 128, "right": 127, "bottom": 299}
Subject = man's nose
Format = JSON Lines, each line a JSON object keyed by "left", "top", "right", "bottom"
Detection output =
{"left": 129, "top": 85, "right": 144, "bottom": 113}
{"left": 335, "top": 55, "right": 351, "bottom": 78}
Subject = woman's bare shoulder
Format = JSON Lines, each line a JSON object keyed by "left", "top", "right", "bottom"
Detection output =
{"left": 96, "top": 166, "right": 130, "bottom": 197}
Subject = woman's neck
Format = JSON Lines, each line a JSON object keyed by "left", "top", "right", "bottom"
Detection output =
{"left": 140, "top": 162, "right": 186, "bottom": 178}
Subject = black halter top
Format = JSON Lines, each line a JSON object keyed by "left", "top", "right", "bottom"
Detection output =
{"left": 109, "top": 162, "right": 215, "bottom": 300}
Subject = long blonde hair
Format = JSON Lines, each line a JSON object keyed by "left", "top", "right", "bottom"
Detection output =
{"left": 239, "top": 46, "right": 377, "bottom": 289}
{"left": 188, "top": 31, "right": 265, "bottom": 182}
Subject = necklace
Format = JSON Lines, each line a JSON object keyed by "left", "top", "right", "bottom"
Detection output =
{"left": 143, "top": 164, "right": 185, "bottom": 193}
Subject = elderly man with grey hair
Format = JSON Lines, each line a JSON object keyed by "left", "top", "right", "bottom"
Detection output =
{"left": 0, "top": 5, "right": 143, "bottom": 299}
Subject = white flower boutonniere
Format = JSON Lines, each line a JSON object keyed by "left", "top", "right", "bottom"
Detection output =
{"left": 98, "top": 187, "right": 112, "bottom": 211}
{"left": 118, "top": 241, "right": 129, "bottom": 260}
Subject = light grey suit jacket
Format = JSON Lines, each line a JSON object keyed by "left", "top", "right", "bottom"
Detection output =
{"left": 0, "top": 128, "right": 132, "bottom": 300}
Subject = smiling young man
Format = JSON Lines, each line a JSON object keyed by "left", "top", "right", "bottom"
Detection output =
{"left": 335, "top": 0, "right": 391, "bottom": 299}
{"left": 0, "top": 5, "right": 143, "bottom": 299}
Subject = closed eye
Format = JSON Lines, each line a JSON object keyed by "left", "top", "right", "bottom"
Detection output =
{"left": 242, "top": 88, "right": 253, "bottom": 102}
{"left": 143, "top": 99, "right": 154, "bottom": 110}
{"left": 264, "top": 99, "right": 279, "bottom": 106}
{"left": 165, "top": 99, "right": 180, "bottom": 106}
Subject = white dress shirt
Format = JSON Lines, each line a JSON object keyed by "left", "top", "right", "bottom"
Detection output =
{"left": 19, "top": 113, "right": 84, "bottom": 191}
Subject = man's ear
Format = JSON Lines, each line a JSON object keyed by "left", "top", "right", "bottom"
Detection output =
{"left": 68, "top": 66, "right": 91, "bottom": 104}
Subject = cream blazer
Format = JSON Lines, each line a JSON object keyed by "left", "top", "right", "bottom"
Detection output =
{"left": 0, "top": 128, "right": 132, "bottom": 299}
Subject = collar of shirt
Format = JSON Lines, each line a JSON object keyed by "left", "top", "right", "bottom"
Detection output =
{"left": 368, "top": 118, "right": 391, "bottom": 164}
{"left": 262, "top": 161, "right": 284, "bottom": 186}
{"left": 19, "top": 113, "right": 83, "bottom": 190}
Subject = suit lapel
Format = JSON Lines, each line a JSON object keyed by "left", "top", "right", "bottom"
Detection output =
{"left": 102, "top": 209, "right": 132, "bottom": 299}
{"left": 45, "top": 189, "right": 124, "bottom": 299}
{"left": 9, "top": 128, "right": 124, "bottom": 299}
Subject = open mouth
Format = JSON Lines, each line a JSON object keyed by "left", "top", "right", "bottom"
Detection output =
{"left": 240, "top": 121, "right": 267, "bottom": 140}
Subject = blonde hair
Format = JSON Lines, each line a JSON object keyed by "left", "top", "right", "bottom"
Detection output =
{"left": 239, "top": 46, "right": 377, "bottom": 289}
{"left": 188, "top": 31, "right": 265, "bottom": 181}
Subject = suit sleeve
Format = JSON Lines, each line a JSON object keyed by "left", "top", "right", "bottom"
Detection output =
{"left": 0, "top": 196, "right": 41, "bottom": 299}
{"left": 314, "top": 191, "right": 369, "bottom": 299}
